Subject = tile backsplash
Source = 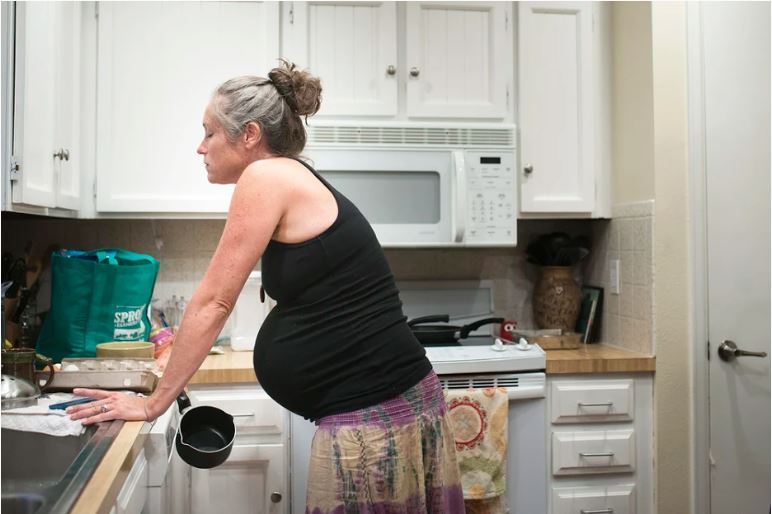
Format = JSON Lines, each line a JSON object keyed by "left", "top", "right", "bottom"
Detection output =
{"left": 2, "top": 211, "right": 654, "bottom": 354}
{"left": 585, "top": 201, "right": 655, "bottom": 355}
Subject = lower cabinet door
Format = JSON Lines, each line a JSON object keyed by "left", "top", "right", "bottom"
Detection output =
{"left": 189, "top": 443, "right": 287, "bottom": 514}
{"left": 115, "top": 449, "right": 149, "bottom": 514}
{"left": 552, "top": 484, "right": 636, "bottom": 514}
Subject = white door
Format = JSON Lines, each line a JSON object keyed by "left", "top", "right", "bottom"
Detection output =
{"left": 702, "top": 3, "right": 771, "bottom": 513}
{"left": 96, "top": 1, "right": 279, "bottom": 213}
{"left": 405, "top": 2, "right": 510, "bottom": 119}
{"left": 518, "top": 2, "right": 594, "bottom": 213}
{"left": 190, "top": 443, "right": 287, "bottom": 514}
{"left": 285, "top": 1, "right": 398, "bottom": 117}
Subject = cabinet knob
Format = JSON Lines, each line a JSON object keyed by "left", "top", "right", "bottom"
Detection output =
{"left": 270, "top": 492, "right": 282, "bottom": 503}
{"left": 386, "top": 65, "right": 396, "bottom": 76}
{"left": 523, "top": 164, "right": 533, "bottom": 175}
{"left": 53, "top": 149, "right": 70, "bottom": 161}
{"left": 409, "top": 67, "right": 420, "bottom": 77}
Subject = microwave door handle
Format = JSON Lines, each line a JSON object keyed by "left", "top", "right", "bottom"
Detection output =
{"left": 452, "top": 151, "right": 466, "bottom": 243}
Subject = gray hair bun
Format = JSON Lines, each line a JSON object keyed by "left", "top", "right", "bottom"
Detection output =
{"left": 268, "top": 59, "right": 322, "bottom": 118}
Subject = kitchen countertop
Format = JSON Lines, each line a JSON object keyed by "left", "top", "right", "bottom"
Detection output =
{"left": 70, "top": 420, "right": 146, "bottom": 514}
{"left": 189, "top": 344, "right": 656, "bottom": 383}
{"left": 71, "top": 342, "right": 654, "bottom": 512}
{"left": 544, "top": 344, "right": 656, "bottom": 374}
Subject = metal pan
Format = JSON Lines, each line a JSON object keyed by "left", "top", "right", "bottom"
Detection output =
{"left": 175, "top": 391, "right": 235, "bottom": 469}
{"left": 408, "top": 315, "right": 505, "bottom": 345}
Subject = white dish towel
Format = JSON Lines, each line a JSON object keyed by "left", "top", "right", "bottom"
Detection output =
{"left": 1, "top": 393, "right": 90, "bottom": 437}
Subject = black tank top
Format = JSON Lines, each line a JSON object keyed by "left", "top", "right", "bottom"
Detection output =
{"left": 254, "top": 158, "right": 432, "bottom": 421}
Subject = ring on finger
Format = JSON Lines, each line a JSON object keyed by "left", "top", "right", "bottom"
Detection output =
{"left": 100, "top": 405, "right": 109, "bottom": 414}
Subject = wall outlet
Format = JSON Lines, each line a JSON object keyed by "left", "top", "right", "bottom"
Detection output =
{"left": 609, "top": 259, "right": 620, "bottom": 295}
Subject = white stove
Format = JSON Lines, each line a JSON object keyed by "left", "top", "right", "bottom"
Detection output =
{"left": 424, "top": 338, "right": 546, "bottom": 375}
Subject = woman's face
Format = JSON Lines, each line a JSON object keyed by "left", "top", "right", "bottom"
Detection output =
{"left": 197, "top": 102, "right": 247, "bottom": 184}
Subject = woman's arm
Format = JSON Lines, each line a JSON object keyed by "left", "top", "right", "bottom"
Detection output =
{"left": 69, "top": 161, "right": 288, "bottom": 425}
{"left": 145, "top": 162, "right": 287, "bottom": 418}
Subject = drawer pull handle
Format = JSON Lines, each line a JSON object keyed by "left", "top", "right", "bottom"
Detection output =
{"left": 232, "top": 413, "right": 256, "bottom": 418}
{"left": 578, "top": 401, "right": 613, "bottom": 408}
{"left": 580, "top": 509, "right": 614, "bottom": 514}
{"left": 579, "top": 451, "right": 615, "bottom": 458}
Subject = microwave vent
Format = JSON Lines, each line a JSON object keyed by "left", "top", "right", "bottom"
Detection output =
{"left": 307, "top": 126, "right": 514, "bottom": 147}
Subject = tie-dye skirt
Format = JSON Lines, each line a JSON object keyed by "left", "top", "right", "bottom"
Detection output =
{"left": 305, "top": 371, "right": 466, "bottom": 514}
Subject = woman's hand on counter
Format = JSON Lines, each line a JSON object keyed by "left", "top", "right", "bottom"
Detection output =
{"left": 66, "top": 388, "right": 158, "bottom": 425}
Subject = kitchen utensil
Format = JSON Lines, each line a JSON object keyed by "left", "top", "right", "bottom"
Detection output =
{"left": 175, "top": 391, "right": 235, "bottom": 469}
{"left": 96, "top": 341, "right": 155, "bottom": 359}
{"left": 49, "top": 397, "right": 97, "bottom": 410}
{"left": 407, "top": 315, "right": 505, "bottom": 345}
{"left": 1, "top": 348, "right": 55, "bottom": 390}
{"left": 1, "top": 374, "right": 41, "bottom": 410}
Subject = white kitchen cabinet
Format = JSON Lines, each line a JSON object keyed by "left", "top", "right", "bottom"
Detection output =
{"left": 518, "top": 2, "right": 611, "bottom": 216}
{"left": 95, "top": 1, "right": 280, "bottom": 213}
{"left": 283, "top": 2, "right": 512, "bottom": 121}
{"left": 114, "top": 448, "right": 149, "bottom": 514}
{"left": 405, "top": 2, "right": 510, "bottom": 119}
{"left": 285, "top": 1, "right": 398, "bottom": 117}
{"left": 547, "top": 374, "right": 653, "bottom": 514}
{"left": 181, "top": 384, "right": 289, "bottom": 514}
{"left": 10, "top": 1, "right": 81, "bottom": 212}
{"left": 190, "top": 442, "right": 286, "bottom": 514}
{"left": 552, "top": 484, "right": 636, "bottom": 514}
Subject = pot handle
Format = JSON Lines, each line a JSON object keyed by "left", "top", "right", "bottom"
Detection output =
{"left": 459, "top": 317, "right": 505, "bottom": 339}
{"left": 407, "top": 314, "right": 450, "bottom": 327}
{"left": 176, "top": 391, "right": 192, "bottom": 414}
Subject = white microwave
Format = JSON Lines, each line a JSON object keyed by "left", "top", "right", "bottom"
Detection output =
{"left": 303, "top": 147, "right": 518, "bottom": 248}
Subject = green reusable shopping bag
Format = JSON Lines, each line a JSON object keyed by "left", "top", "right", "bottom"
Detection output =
{"left": 36, "top": 249, "right": 160, "bottom": 363}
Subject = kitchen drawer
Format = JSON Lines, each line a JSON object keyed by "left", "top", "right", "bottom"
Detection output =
{"left": 188, "top": 386, "right": 284, "bottom": 435}
{"left": 552, "top": 485, "right": 636, "bottom": 514}
{"left": 551, "top": 380, "right": 634, "bottom": 424}
{"left": 552, "top": 429, "right": 635, "bottom": 475}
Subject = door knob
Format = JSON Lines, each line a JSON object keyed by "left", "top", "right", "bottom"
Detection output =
{"left": 524, "top": 165, "right": 534, "bottom": 175}
{"left": 717, "top": 340, "right": 768, "bottom": 362}
{"left": 409, "top": 67, "right": 420, "bottom": 77}
{"left": 270, "top": 492, "right": 282, "bottom": 503}
{"left": 386, "top": 65, "right": 396, "bottom": 76}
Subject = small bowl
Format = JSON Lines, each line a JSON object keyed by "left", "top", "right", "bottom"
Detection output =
{"left": 96, "top": 342, "right": 155, "bottom": 359}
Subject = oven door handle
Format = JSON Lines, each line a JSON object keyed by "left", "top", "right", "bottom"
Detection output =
{"left": 452, "top": 150, "right": 466, "bottom": 243}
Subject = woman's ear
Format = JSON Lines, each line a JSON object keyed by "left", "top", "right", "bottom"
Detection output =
{"left": 243, "top": 121, "right": 262, "bottom": 148}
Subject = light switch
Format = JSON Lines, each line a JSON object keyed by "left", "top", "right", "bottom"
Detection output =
{"left": 610, "top": 259, "right": 620, "bottom": 295}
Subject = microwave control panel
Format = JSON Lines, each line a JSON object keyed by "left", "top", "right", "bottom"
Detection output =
{"left": 465, "top": 151, "right": 517, "bottom": 244}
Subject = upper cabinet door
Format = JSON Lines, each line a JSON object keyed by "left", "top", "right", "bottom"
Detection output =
{"left": 54, "top": 1, "right": 81, "bottom": 211}
{"left": 518, "top": 2, "right": 595, "bottom": 213}
{"left": 405, "top": 2, "right": 510, "bottom": 119}
{"left": 96, "top": 2, "right": 279, "bottom": 213}
{"left": 13, "top": 2, "right": 59, "bottom": 208}
{"left": 285, "top": 1, "right": 398, "bottom": 117}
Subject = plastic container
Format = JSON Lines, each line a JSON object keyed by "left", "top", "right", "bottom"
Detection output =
{"left": 230, "top": 272, "right": 274, "bottom": 351}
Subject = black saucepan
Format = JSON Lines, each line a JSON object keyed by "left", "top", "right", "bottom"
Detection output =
{"left": 175, "top": 391, "right": 235, "bottom": 469}
{"left": 408, "top": 315, "right": 505, "bottom": 345}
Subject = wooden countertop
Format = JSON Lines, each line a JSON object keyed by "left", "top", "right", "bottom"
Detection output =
{"left": 71, "top": 421, "right": 147, "bottom": 514}
{"left": 190, "top": 343, "right": 655, "bottom": 383}
{"left": 189, "top": 347, "right": 257, "bottom": 384}
{"left": 71, "top": 343, "right": 652, "bottom": 511}
{"left": 545, "top": 344, "right": 655, "bottom": 374}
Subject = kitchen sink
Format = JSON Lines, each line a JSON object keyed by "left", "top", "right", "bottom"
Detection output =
{"left": 1, "top": 420, "right": 124, "bottom": 514}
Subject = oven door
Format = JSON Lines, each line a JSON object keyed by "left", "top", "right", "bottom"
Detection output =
{"left": 303, "top": 148, "right": 456, "bottom": 246}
